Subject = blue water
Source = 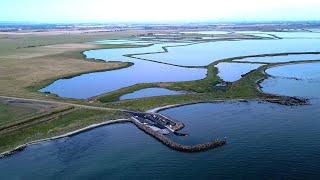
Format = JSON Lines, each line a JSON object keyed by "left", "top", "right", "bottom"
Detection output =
{"left": 261, "top": 31, "right": 320, "bottom": 39}
{"left": 40, "top": 42, "right": 206, "bottom": 99}
{"left": 134, "top": 38, "right": 320, "bottom": 66}
{"left": 236, "top": 54, "right": 320, "bottom": 63}
{"left": 4, "top": 50, "right": 320, "bottom": 179}
{"left": 120, "top": 88, "right": 185, "bottom": 100}
{"left": 2, "top": 100, "right": 320, "bottom": 179}
{"left": 215, "top": 62, "right": 264, "bottom": 82}
{"left": 261, "top": 62, "right": 320, "bottom": 98}
{"left": 235, "top": 31, "right": 278, "bottom": 38}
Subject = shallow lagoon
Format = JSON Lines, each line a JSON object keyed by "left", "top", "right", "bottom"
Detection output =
{"left": 40, "top": 42, "right": 206, "bottom": 99}
{"left": 120, "top": 88, "right": 185, "bottom": 100}
{"left": 262, "top": 31, "right": 320, "bottom": 39}
{"left": 261, "top": 62, "right": 320, "bottom": 98}
{"left": 235, "top": 31, "right": 278, "bottom": 38}
{"left": 237, "top": 31, "right": 320, "bottom": 39}
{"left": 236, "top": 54, "right": 320, "bottom": 63}
{"left": 134, "top": 39, "right": 320, "bottom": 66}
{"left": 40, "top": 61, "right": 205, "bottom": 99}
{"left": 215, "top": 62, "right": 264, "bottom": 82}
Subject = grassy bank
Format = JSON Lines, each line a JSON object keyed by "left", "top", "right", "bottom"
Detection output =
{"left": 0, "top": 108, "right": 128, "bottom": 153}
{"left": 0, "top": 103, "right": 38, "bottom": 127}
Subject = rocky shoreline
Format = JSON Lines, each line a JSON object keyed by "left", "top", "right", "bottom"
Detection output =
{"left": 131, "top": 118, "right": 226, "bottom": 153}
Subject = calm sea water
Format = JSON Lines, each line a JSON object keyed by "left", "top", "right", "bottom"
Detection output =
{"left": 1, "top": 100, "right": 320, "bottom": 179}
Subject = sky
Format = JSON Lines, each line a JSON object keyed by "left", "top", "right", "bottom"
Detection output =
{"left": 0, "top": 0, "right": 320, "bottom": 23}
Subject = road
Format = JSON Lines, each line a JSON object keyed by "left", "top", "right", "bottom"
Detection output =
{"left": 0, "top": 95, "right": 124, "bottom": 112}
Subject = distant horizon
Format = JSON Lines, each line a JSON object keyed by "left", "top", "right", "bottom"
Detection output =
{"left": 1, "top": 0, "right": 320, "bottom": 23}
{"left": 1, "top": 20, "right": 320, "bottom": 25}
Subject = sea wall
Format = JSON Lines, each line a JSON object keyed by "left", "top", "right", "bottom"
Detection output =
{"left": 131, "top": 118, "right": 226, "bottom": 153}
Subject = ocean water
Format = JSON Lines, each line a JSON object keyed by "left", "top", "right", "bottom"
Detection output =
{"left": 1, "top": 100, "right": 320, "bottom": 179}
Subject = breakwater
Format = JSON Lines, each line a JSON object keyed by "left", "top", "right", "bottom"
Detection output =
{"left": 131, "top": 118, "right": 226, "bottom": 153}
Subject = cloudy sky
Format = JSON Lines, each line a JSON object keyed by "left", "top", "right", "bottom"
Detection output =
{"left": 1, "top": 0, "right": 320, "bottom": 23}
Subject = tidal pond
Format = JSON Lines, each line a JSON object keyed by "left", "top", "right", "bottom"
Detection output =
{"left": 40, "top": 42, "right": 206, "bottom": 99}
{"left": 236, "top": 31, "right": 320, "bottom": 39}
{"left": 119, "top": 88, "right": 185, "bottom": 100}
{"left": 134, "top": 39, "right": 320, "bottom": 66}
{"left": 261, "top": 62, "right": 320, "bottom": 98}
{"left": 215, "top": 62, "right": 264, "bottom": 82}
{"left": 235, "top": 53, "right": 320, "bottom": 63}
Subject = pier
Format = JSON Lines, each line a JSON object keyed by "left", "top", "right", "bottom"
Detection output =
{"left": 127, "top": 110, "right": 226, "bottom": 152}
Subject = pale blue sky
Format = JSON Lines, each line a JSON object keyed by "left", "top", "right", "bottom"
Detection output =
{"left": 1, "top": 0, "right": 320, "bottom": 23}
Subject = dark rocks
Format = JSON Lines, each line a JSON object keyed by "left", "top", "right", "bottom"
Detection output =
{"left": 0, "top": 145, "right": 26, "bottom": 158}
{"left": 131, "top": 118, "right": 226, "bottom": 153}
{"left": 267, "top": 96, "right": 309, "bottom": 106}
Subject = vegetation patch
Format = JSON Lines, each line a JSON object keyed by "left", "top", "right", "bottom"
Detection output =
{"left": 0, "top": 108, "right": 127, "bottom": 153}
{"left": 0, "top": 103, "right": 38, "bottom": 126}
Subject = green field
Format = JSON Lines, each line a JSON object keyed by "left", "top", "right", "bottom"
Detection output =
{"left": 0, "top": 108, "right": 127, "bottom": 153}
{"left": 0, "top": 103, "right": 38, "bottom": 126}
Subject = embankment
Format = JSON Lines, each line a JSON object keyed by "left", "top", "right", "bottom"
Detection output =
{"left": 131, "top": 118, "right": 226, "bottom": 153}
